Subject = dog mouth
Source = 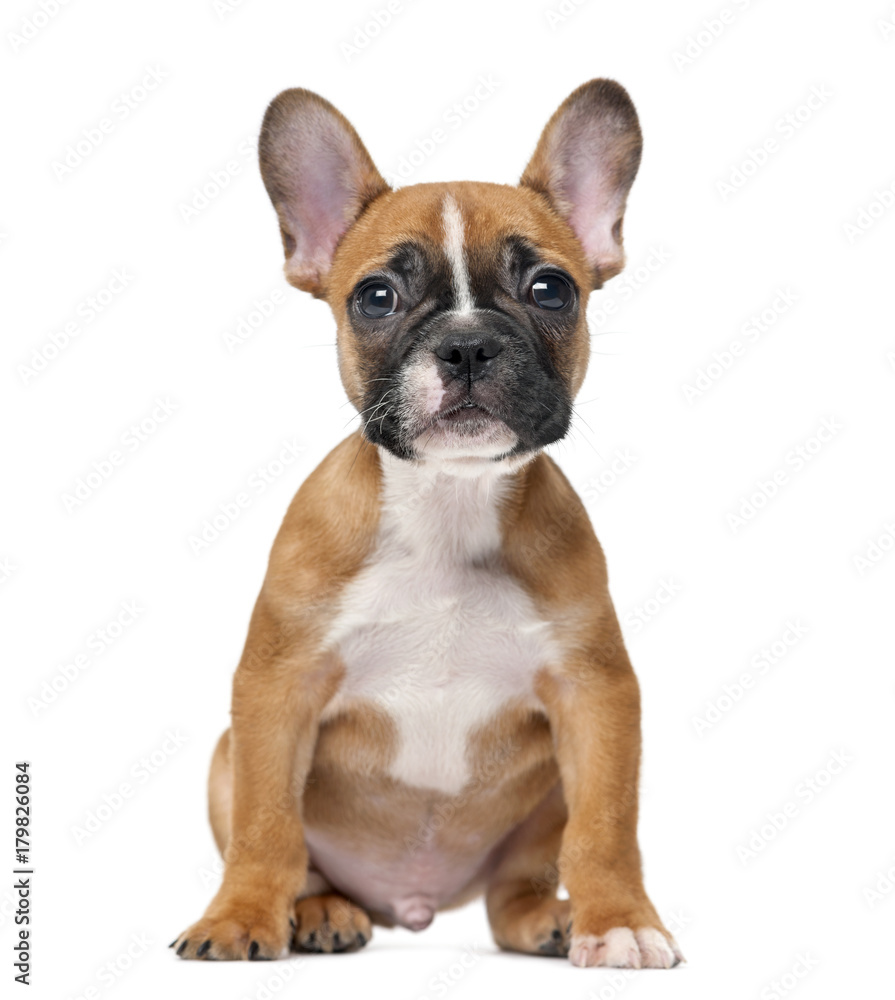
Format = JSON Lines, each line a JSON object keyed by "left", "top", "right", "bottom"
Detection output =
{"left": 411, "top": 397, "right": 518, "bottom": 458}
{"left": 418, "top": 398, "right": 507, "bottom": 435}
{"left": 434, "top": 401, "right": 494, "bottom": 426}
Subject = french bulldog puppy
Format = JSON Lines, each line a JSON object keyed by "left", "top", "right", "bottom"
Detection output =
{"left": 173, "top": 79, "right": 682, "bottom": 969}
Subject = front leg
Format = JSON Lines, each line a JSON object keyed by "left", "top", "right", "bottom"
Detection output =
{"left": 173, "top": 597, "right": 339, "bottom": 960}
{"left": 536, "top": 625, "right": 684, "bottom": 969}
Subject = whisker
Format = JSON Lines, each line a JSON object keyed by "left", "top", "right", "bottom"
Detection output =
{"left": 352, "top": 391, "right": 396, "bottom": 430}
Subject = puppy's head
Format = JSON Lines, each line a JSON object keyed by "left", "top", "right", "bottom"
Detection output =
{"left": 259, "top": 80, "right": 641, "bottom": 465}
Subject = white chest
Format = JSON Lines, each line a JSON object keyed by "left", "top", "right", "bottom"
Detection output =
{"left": 321, "top": 455, "right": 554, "bottom": 795}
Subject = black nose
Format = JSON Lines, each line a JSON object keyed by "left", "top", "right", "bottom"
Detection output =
{"left": 434, "top": 335, "right": 502, "bottom": 380}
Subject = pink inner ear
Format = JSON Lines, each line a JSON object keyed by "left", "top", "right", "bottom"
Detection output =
{"left": 551, "top": 106, "right": 633, "bottom": 277}
{"left": 289, "top": 130, "right": 360, "bottom": 276}
{"left": 567, "top": 184, "right": 625, "bottom": 276}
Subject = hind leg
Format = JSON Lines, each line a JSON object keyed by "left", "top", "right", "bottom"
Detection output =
{"left": 292, "top": 894, "right": 372, "bottom": 953}
{"left": 207, "top": 729, "right": 233, "bottom": 854}
{"left": 486, "top": 784, "right": 573, "bottom": 957}
{"left": 207, "top": 731, "right": 372, "bottom": 954}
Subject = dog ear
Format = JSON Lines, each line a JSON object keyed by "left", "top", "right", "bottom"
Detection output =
{"left": 259, "top": 89, "right": 390, "bottom": 296}
{"left": 520, "top": 79, "right": 642, "bottom": 287}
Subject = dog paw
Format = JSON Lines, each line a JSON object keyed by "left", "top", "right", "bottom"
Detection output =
{"left": 292, "top": 894, "right": 372, "bottom": 954}
{"left": 491, "top": 895, "right": 572, "bottom": 957}
{"left": 172, "top": 901, "right": 292, "bottom": 961}
{"left": 531, "top": 899, "right": 572, "bottom": 957}
{"left": 568, "top": 926, "right": 683, "bottom": 969}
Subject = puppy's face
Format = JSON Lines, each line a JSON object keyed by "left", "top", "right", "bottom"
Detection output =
{"left": 328, "top": 183, "right": 590, "bottom": 461}
{"left": 259, "top": 81, "right": 641, "bottom": 464}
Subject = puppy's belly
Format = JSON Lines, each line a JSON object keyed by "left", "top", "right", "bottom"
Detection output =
{"left": 303, "top": 824, "right": 496, "bottom": 930}
{"left": 302, "top": 721, "right": 560, "bottom": 931}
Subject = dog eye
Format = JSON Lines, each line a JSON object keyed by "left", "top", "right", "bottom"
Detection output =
{"left": 529, "top": 274, "right": 572, "bottom": 310}
{"left": 358, "top": 282, "right": 399, "bottom": 318}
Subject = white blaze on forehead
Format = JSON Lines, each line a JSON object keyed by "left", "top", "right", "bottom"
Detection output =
{"left": 441, "top": 194, "right": 474, "bottom": 313}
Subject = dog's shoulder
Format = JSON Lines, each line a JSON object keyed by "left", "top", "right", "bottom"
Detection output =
{"left": 263, "top": 431, "right": 382, "bottom": 603}
{"left": 501, "top": 454, "right": 608, "bottom": 604}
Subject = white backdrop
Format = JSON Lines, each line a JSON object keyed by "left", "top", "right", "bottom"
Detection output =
{"left": 3, "top": 0, "right": 894, "bottom": 997}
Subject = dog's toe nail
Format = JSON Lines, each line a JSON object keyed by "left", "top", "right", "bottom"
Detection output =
{"left": 176, "top": 940, "right": 188, "bottom": 956}
{"left": 357, "top": 933, "right": 367, "bottom": 947}
{"left": 197, "top": 940, "right": 211, "bottom": 958}
{"left": 168, "top": 939, "right": 177, "bottom": 949}
{"left": 289, "top": 918, "right": 296, "bottom": 930}
{"left": 248, "top": 941, "right": 260, "bottom": 960}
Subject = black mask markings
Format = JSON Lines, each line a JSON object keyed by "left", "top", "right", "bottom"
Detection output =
{"left": 348, "top": 235, "right": 580, "bottom": 459}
